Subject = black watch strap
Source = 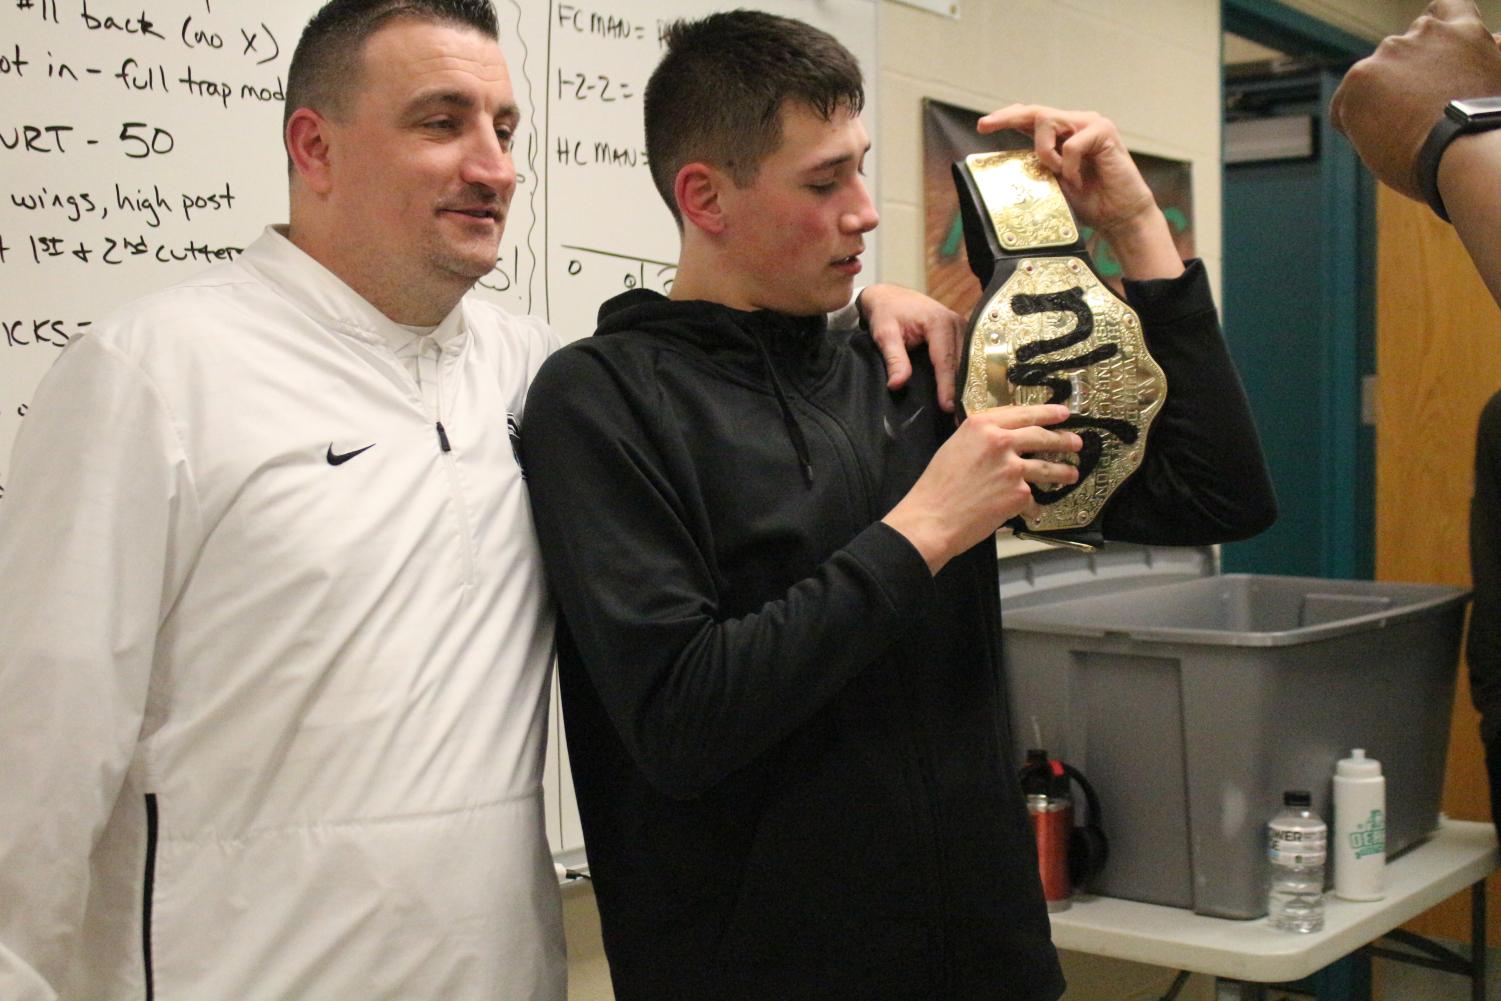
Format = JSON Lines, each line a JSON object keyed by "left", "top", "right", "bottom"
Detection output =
{"left": 1415, "top": 112, "right": 1463, "bottom": 223}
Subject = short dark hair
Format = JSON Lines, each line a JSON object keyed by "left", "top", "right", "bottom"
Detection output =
{"left": 644, "top": 10, "right": 864, "bottom": 225}
{"left": 284, "top": 0, "right": 499, "bottom": 139}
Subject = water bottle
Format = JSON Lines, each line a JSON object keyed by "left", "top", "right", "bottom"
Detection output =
{"left": 1333, "top": 749, "right": 1386, "bottom": 901}
{"left": 1020, "top": 749, "right": 1073, "bottom": 912}
{"left": 1267, "top": 789, "right": 1326, "bottom": 933}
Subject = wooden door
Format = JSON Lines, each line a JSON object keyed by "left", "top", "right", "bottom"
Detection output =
{"left": 1377, "top": 184, "right": 1500, "bottom": 942}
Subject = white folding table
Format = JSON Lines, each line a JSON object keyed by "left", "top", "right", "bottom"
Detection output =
{"left": 1048, "top": 818, "right": 1498, "bottom": 1000}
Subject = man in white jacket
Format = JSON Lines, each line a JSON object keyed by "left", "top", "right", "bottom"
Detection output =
{"left": 0, "top": 1, "right": 567, "bottom": 997}
{"left": 0, "top": 1, "right": 961, "bottom": 998}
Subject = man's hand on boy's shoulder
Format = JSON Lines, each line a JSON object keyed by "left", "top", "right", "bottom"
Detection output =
{"left": 859, "top": 284, "right": 964, "bottom": 413}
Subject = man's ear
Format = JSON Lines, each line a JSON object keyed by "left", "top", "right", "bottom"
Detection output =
{"left": 286, "top": 108, "right": 335, "bottom": 195}
{"left": 675, "top": 162, "right": 727, "bottom": 236}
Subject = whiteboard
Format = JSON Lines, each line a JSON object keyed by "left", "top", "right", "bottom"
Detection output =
{"left": 0, "top": 0, "right": 878, "bottom": 494}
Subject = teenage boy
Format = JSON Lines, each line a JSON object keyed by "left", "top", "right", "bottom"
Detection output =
{"left": 522, "top": 11, "right": 1275, "bottom": 1000}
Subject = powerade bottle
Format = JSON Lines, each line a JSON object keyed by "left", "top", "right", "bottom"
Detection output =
{"left": 1267, "top": 789, "right": 1326, "bottom": 933}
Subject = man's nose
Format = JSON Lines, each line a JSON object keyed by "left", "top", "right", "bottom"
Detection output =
{"left": 465, "top": 130, "right": 517, "bottom": 198}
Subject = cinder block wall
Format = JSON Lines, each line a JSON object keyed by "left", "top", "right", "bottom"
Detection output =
{"left": 872, "top": 0, "right": 1496, "bottom": 305}
{"left": 874, "top": 0, "right": 1225, "bottom": 299}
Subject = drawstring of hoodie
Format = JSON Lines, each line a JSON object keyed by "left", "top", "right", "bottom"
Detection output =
{"left": 753, "top": 335, "right": 815, "bottom": 488}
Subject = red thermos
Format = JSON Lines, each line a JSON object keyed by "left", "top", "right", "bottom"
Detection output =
{"left": 1022, "top": 749, "right": 1073, "bottom": 912}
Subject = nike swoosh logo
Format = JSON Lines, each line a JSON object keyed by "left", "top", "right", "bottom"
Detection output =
{"left": 882, "top": 405, "right": 927, "bottom": 440}
{"left": 326, "top": 443, "right": 375, "bottom": 466}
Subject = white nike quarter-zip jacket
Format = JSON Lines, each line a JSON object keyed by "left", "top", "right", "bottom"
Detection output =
{"left": 0, "top": 227, "right": 564, "bottom": 1000}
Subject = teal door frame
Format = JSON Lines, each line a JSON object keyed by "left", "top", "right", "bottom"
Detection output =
{"left": 1223, "top": 0, "right": 1375, "bottom": 580}
{"left": 1224, "top": 0, "right": 1371, "bottom": 63}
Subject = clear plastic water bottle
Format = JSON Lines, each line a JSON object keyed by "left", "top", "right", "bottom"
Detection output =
{"left": 1267, "top": 789, "right": 1326, "bottom": 933}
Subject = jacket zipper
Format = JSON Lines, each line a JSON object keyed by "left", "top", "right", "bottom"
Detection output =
{"left": 416, "top": 339, "right": 477, "bottom": 586}
{"left": 789, "top": 376, "right": 953, "bottom": 989}
{"left": 142, "top": 793, "right": 159, "bottom": 1001}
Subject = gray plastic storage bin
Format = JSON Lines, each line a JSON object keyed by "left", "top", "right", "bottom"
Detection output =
{"left": 1000, "top": 544, "right": 1468, "bottom": 919}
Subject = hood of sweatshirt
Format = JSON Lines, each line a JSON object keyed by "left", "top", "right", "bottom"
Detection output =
{"left": 593, "top": 288, "right": 845, "bottom": 486}
{"left": 595, "top": 289, "right": 839, "bottom": 376}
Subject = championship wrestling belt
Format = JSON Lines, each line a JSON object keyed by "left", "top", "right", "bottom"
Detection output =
{"left": 951, "top": 150, "right": 1167, "bottom": 551}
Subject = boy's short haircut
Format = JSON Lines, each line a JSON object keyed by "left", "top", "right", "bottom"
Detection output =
{"left": 644, "top": 10, "right": 865, "bottom": 225}
{"left": 284, "top": 0, "right": 500, "bottom": 160}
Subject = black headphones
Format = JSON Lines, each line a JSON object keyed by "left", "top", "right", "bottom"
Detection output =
{"left": 1057, "top": 759, "right": 1109, "bottom": 886}
{"left": 1020, "top": 750, "right": 1110, "bottom": 887}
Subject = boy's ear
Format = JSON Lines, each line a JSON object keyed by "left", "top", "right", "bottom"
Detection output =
{"left": 675, "top": 162, "right": 728, "bottom": 236}
{"left": 286, "top": 108, "right": 335, "bottom": 195}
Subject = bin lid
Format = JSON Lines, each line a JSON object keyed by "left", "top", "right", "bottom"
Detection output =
{"left": 1002, "top": 559, "right": 1469, "bottom": 647}
{"left": 999, "top": 542, "right": 1214, "bottom": 611}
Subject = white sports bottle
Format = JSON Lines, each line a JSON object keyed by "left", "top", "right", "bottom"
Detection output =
{"left": 1333, "top": 748, "right": 1386, "bottom": 901}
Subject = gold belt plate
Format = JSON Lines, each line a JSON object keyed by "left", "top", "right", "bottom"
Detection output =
{"left": 966, "top": 150, "right": 1079, "bottom": 251}
{"left": 961, "top": 256, "right": 1167, "bottom": 534}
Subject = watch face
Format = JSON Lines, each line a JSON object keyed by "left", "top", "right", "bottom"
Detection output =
{"left": 1450, "top": 96, "right": 1501, "bottom": 124}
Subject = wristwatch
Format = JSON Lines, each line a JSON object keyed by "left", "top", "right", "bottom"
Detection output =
{"left": 1415, "top": 96, "right": 1501, "bottom": 222}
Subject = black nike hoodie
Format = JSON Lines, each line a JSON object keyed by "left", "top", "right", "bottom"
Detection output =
{"left": 521, "top": 260, "right": 1274, "bottom": 1001}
